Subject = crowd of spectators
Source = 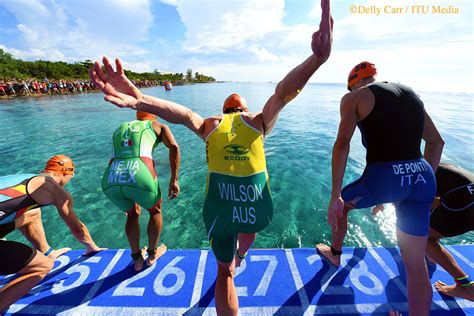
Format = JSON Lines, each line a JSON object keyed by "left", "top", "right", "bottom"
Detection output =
{"left": 0, "top": 78, "right": 161, "bottom": 97}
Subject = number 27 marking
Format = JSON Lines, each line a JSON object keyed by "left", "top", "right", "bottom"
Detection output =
{"left": 235, "top": 255, "right": 278, "bottom": 296}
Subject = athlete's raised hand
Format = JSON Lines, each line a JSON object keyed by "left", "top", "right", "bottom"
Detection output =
{"left": 311, "top": 0, "right": 333, "bottom": 64}
{"left": 89, "top": 57, "right": 142, "bottom": 109}
{"left": 327, "top": 195, "right": 344, "bottom": 231}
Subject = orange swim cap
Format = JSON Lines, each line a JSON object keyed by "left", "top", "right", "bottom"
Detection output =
{"left": 44, "top": 155, "right": 75, "bottom": 175}
{"left": 136, "top": 111, "right": 156, "bottom": 121}
{"left": 347, "top": 61, "right": 377, "bottom": 91}
{"left": 223, "top": 94, "right": 248, "bottom": 113}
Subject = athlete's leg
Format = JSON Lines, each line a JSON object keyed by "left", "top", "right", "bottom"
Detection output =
{"left": 16, "top": 208, "right": 70, "bottom": 260}
{"left": 210, "top": 233, "right": 239, "bottom": 315}
{"left": 427, "top": 228, "right": 474, "bottom": 300}
{"left": 427, "top": 228, "right": 467, "bottom": 278}
{"left": 125, "top": 204, "right": 144, "bottom": 271}
{"left": 215, "top": 260, "right": 238, "bottom": 316}
{"left": 146, "top": 202, "right": 162, "bottom": 251}
{"left": 0, "top": 244, "right": 53, "bottom": 312}
{"left": 235, "top": 233, "right": 255, "bottom": 267}
{"left": 145, "top": 202, "right": 167, "bottom": 267}
{"left": 316, "top": 203, "right": 354, "bottom": 267}
{"left": 397, "top": 229, "right": 431, "bottom": 316}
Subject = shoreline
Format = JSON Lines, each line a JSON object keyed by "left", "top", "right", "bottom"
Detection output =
{"left": 0, "top": 81, "right": 218, "bottom": 101}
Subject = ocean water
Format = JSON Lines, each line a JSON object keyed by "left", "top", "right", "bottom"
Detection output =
{"left": 0, "top": 82, "right": 472, "bottom": 250}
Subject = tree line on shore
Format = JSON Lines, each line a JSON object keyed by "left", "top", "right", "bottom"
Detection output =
{"left": 0, "top": 49, "right": 216, "bottom": 83}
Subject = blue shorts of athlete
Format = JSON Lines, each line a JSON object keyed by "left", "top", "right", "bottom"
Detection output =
{"left": 342, "top": 158, "right": 436, "bottom": 236}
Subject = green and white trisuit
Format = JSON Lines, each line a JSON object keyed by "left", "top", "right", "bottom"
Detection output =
{"left": 102, "top": 120, "right": 162, "bottom": 211}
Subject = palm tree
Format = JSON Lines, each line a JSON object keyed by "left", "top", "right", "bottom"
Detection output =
{"left": 186, "top": 68, "right": 193, "bottom": 81}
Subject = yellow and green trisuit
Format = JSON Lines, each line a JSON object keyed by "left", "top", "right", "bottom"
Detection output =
{"left": 204, "top": 113, "right": 274, "bottom": 262}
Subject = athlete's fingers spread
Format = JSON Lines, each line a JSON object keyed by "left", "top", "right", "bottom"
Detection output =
{"left": 103, "top": 56, "right": 115, "bottom": 76}
{"left": 95, "top": 61, "right": 107, "bottom": 83}
{"left": 88, "top": 68, "right": 104, "bottom": 89}
{"left": 116, "top": 58, "right": 124, "bottom": 75}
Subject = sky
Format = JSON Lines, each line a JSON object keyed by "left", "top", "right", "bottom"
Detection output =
{"left": 0, "top": 0, "right": 472, "bottom": 92}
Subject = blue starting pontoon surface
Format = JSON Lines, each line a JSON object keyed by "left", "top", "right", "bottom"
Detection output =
{"left": 2, "top": 246, "right": 473, "bottom": 315}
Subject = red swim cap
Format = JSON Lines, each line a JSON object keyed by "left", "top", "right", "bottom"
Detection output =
{"left": 136, "top": 111, "right": 156, "bottom": 121}
{"left": 223, "top": 94, "right": 248, "bottom": 112}
{"left": 347, "top": 61, "right": 377, "bottom": 91}
{"left": 44, "top": 155, "right": 75, "bottom": 175}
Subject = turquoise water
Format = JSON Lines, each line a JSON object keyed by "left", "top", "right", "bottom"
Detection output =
{"left": 1, "top": 83, "right": 472, "bottom": 250}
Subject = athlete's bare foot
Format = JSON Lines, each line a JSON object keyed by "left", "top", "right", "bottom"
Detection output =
{"left": 316, "top": 243, "right": 341, "bottom": 267}
{"left": 435, "top": 280, "right": 474, "bottom": 301}
{"left": 48, "top": 247, "right": 71, "bottom": 260}
{"left": 145, "top": 244, "right": 167, "bottom": 267}
{"left": 389, "top": 310, "right": 402, "bottom": 316}
{"left": 132, "top": 247, "right": 147, "bottom": 272}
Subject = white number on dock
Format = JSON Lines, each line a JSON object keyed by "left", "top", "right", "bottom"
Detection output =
{"left": 113, "top": 263, "right": 157, "bottom": 296}
{"left": 153, "top": 256, "right": 185, "bottom": 296}
{"left": 346, "top": 257, "right": 383, "bottom": 295}
{"left": 235, "top": 255, "right": 278, "bottom": 297}
{"left": 51, "top": 257, "right": 101, "bottom": 294}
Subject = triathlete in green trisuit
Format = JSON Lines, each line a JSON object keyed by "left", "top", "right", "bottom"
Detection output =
{"left": 102, "top": 111, "right": 180, "bottom": 271}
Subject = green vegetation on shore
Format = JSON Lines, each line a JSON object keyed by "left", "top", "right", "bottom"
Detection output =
{"left": 0, "top": 49, "right": 216, "bottom": 83}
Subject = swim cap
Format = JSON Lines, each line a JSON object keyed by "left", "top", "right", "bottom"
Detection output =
{"left": 347, "top": 61, "right": 377, "bottom": 91}
{"left": 44, "top": 155, "right": 75, "bottom": 175}
{"left": 223, "top": 94, "right": 248, "bottom": 112}
{"left": 136, "top": 111, "right": 156, "bottom": 121}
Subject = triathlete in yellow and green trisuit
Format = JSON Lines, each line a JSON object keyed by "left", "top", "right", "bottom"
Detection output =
{"left": 204, "top": 111, "right": 273, "bottom": 263}
{"left": 91, "top": 11, "right": 332, "bottom": 311}
{"left": 102, "top": 111, "right": 180, "bottom": 271}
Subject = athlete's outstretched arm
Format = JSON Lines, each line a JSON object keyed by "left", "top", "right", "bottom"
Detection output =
{"left": 261, "top": 0, "right": 333, "bottom": 135}
{"left": 328, "top": 94, "right": 358, "bottom": 231}
{"left": 153, "top": 122, "right": 181, "bottom": 200}
{"left": 422, "top": 109, "right": 444, "bottom": 173}
{"left": 40, "top": 180, "right": 106, "bottom": 255}
{"left": 89, "top": 57, "right": 206, "bottom": 138}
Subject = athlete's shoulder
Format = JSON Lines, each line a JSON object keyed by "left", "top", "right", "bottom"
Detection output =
{"left": 205, "top": 115, "right": 223, "bottom": 125}
{"left": 242, "top": 112, "right": 264, "bottom": 133}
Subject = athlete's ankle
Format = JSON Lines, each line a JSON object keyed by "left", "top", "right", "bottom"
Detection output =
{"left": 330, "top": 245, "right": 342, "bottom": 256}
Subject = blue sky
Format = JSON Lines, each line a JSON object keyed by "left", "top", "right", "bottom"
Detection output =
{"left": 0, "top": 0, "right": 472, "bottom": 92}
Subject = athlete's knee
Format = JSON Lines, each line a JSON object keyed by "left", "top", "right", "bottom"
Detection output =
{"left": 127, "top": 204, "right": 141, "bottom": 217}
{"left": 147, "top": 205, "right": 162, "bottom": 216}
{"left": 147, "top": 200, "right": 162, "bottom": 215}
{"left": 19, "top": 251, "right": 53, "bottom": 276}
{"left": 217, "top": 261, "right": 235, "bottom": 278}
{"left": 15, "top": 208, "right": 42, "bottom": 228}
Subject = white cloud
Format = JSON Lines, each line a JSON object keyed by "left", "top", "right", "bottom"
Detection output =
{"left": 0, "top": 0, "right": 154, "bottom": 62}
{"left": 308, "top": 1, "right": 322, "bottom": 20}
{"left": 173, "top": 0, "right": 285, "bottom": 52}
{"left": 121, "top": 61, "right": 153, "bottom": 73}
{"left": 159, "top": 0, "right": 177, "bottom": 6}
{"left": 248, "top": 46, "right": 278, "bottom": 62}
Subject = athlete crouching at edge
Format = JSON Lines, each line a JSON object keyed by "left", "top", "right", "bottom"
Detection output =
{"left": 0, "top": 155, "right": 105, "bottom": 312}
{"left": 316, "top": 62, "right": 444, "bottom": 316}
{"left": 373, "top": 163, "right": 474, "bottom": 301}
{"left": 102, "top": 111, "right": 180, "bottom": 271}
{"left": 89, "top": 0, "right": 332, "bottom": 314}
